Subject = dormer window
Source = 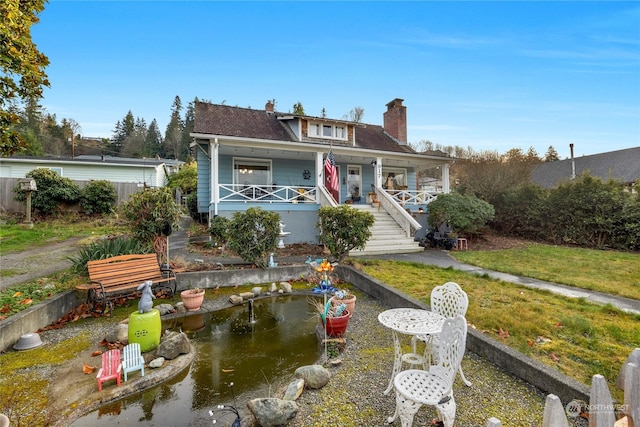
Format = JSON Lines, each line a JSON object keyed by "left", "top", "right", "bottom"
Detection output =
{"left": 308, "top": 121, "right": 347, "bottom": 141}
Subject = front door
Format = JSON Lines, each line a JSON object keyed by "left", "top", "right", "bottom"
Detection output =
{"left": 347, "top": 165, "right": 362, "bottom": 202}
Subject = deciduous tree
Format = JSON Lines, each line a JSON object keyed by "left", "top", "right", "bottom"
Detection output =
{"left": 1, "top": 0, "right": 50, "bottom": 156}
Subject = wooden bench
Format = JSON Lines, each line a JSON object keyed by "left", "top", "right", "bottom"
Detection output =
{"left": 76, "top": 254, "right": 177, "bottom": 313}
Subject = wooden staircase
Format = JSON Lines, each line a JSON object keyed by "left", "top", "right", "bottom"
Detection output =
{"left": 349, "top": 205, "right": 423, "bottom": 256}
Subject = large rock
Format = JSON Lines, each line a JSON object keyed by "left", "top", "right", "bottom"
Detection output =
{"left": 294, "top": 365, "right": 330, "bottom": 389}
{"left": 279, "top": 282, "right": 292, "bottom": 293}
{"left": 282, "top": 378, "right": 304, "bottom": 401}
{"left": 247, "top": 398, "right": 297, "bottom": 427}
{"left": 155, "top": 331, "right": 190, "bottom": 360}
{"left": 104, "top": 323, "right": 128, "bottom": 344}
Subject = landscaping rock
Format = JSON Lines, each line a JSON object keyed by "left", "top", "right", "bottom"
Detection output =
{"left": 156, "top": 331, "right": 190, "bottom": 360}
{"left": 247, "top": 398, "right": 297, "bottom": 427}
{"left": 294, "top": 365, "right": 330, "bottom": 389}
{"left": 279, "top": 282, "right": 292, "bottom": 293}
{"left": 251, "top": 287, "right": 262, "bottom": 296}
{"left": 149, "top": 357, "right": 165, "bottom": 368}
{"left": 282, "top": 378, "right": 304, "bottom": 401}
{"left": 269, "top": 282, "right": 278, "bottom": 293}
{"left": 229, "top": 295, "right": 243, "bottom": 305}
{"left": 104, "top": 323, "right": 128, "bottom": 344}
{"left": 155, "top": 304, "right": 175, "bottom": 315}
{"left": 239, "top": 292, "right": 254, "bottom": 299}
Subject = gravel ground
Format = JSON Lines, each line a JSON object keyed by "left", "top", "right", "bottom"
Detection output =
{"left": 19, "top": 287, "right": 588, "bottom": 427}
{"left": 286, "top": 291, "right": 588, "bottom": 427}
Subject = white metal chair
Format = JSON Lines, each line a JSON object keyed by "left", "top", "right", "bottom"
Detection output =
{"left": 388, "top": 315, "right": 468, "bottom": 427}
{"left": 411, "top": 281, "right": 472, "bottom": 386}
{"left": 122, "top": 342, "right": 145, "bottom": 381}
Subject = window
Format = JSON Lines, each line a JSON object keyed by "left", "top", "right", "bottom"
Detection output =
{"left": 307, "top": 121, "right": 347, "bottom": 141}
{"left": 233, "top": 158, "right": 271, "bottom": 186}
{"left": 382, "top": 168, "right": 407, "bottom": 190}
{"left": 40, "top": 167, "right": 62, "bottom": 176}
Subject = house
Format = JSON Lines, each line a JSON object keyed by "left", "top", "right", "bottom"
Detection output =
{"left": 0, "top": 155, "right": 183, "bottom": 212}
{"left": 0, "top": 155, "right": 181, "bottom": 187}
{"left": 190, "top": 98, "right": 454, "bottom": 254}
{"left": 530, "top": 146, "right": 640, "bottom": 190}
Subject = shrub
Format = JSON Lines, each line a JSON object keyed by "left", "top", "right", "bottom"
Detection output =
{"left": 427, "top": 192, "right": 494, "bottom": 237}
{"left": 68, "top": 235, "right": 151, "bottom": 274}
{"left": 120, "top": 187, "right": 182, "bottom": 244}
{"left": 186, "top": 192, "right": 199, "bottom": 220}
{"left": 491, "top": 183, "right": 547, "bottom": 237}
{"left": 208, "top": 215, "right": 230, "bottom": 248}
{"left": 80, "top": 180, "right": 117, "bottom": 215}
{"left": 227, "top": 207, "right": 280, "bottom": 268}
{"left": 317, "top": 205, "right": 375, "bottom": 262}
{"left": 14, "top": 168, "right": 81, "bottom": 215}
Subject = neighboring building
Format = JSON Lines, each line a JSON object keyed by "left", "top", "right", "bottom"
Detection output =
{"left": 0, "top": 155, "right": 182, "bottom": 188}
{"left": 530, "top": 147, "right": 640, "bottom": 190}
{"left": 190, "top": 98, "right": 454, "bottom": 254}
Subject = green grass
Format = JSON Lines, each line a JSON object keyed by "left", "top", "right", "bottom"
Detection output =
{"left": 451, "top": 243, "right": 640, "bottom": 300}
{"left": 0, "top": 213, "right": 127, "bottom": 255}
{"left": 353, "top": 258, "right": 639, "bottom": 402}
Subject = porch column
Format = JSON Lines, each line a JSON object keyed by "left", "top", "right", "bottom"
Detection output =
{"left": 374, "top": 157, "right": 382, "bottom": 188}
{"left": 315, "top": 152, "right": 324, "bottom": 202}
{"left": 442, "top": 163, "right": 450, "bottom": 194}
{"left": 210, "top": 139, "right": 219, "bottom": 216}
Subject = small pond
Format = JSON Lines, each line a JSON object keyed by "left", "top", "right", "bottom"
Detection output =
{"left": 71, "top": 294, "right": 322, "bottom": 426}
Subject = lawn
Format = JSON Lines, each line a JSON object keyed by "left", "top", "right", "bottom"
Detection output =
{"left": 353, "top": 257, "right": 640, "bottom": 402}
{"left": 0, "top": 214, "right": 126, "bottom": 255}
{"left": 450, "top": 243, "right": 640, "bottom": 300}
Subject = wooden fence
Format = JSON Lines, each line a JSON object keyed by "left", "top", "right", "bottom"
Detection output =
{"left": 488, "top": 348, "right": 639, "bottom": 426}
{"left": 0, "top": 178, "right": 145, "bottom": 213}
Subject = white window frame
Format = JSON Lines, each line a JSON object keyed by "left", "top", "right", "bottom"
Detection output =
{"left": 308, "top": 121, "right": 348, "bottom": 141}
{"left": 232, "top": 157, "right": 272, "bottom": 186}
{"left": 382, "top": 167, "right": 407, "bottom": 189}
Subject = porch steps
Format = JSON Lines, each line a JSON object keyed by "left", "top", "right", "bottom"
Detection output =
{"left": 348, "top": 205, "right": 423, "bottom": 256}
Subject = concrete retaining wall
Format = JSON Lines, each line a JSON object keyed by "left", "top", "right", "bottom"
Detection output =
{"left": 1, "top": 264, "right": 590, "bottom": 404}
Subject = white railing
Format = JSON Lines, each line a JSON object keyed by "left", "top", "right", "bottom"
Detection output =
{"left": 384, "top": 189, "right": 438, "bottom": 206}
{"left": 218, "top": 184, "right": 317, "bottom": 204}
{"left": 487, "top": 348, "right": 639, "bottom": 427}
{"left": 376, "top": 188, "right": 422, "bottom": 238}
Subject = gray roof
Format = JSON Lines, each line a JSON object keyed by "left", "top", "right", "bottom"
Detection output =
{"left": 530, "top": 147, "right": 640, "bottom": 188}
{"left": 194, "top": 102, "right": 419, "bottom": 155}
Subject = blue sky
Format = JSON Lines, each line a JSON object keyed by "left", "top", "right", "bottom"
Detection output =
{"left": 33, "top": 1, "right": 639, "bottom": 160}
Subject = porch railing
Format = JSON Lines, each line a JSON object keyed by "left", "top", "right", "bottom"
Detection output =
{"left": 385, "top": 189, "right": 438, "bottom": 206}
{"left": 218, "top": 184, "right": 317, "bottom": 203}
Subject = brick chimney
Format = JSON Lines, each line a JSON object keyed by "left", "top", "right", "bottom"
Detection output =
{"left": 383, "top": 98, "right": 407, "bottom": 144}
{"left": 265, "top": 100, "right": 275, "bottom": 114}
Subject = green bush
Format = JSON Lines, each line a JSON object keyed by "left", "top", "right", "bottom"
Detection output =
{"left": 491, "top": 183, "right": 547, "bottom": 237}
{"left": 80, "top": 180, "right": 117, "bottom": 215}
{"left": 14, "top": 168, "right": 81, "bottom": 215}
{"left": 186, "top": 192, "right": 199, "bottom": 220}
{"left": 227, "top": 207, "right": 280, "bottom": 268}
{"left": 427, "top": 192, "right": 494, "bottom": 237}
{"left": 120, "top": 187, "right": 182, "bottom": 244}
{"left": 208, "top": 215, "right": 230, "bottom": 248}
{"left": 317, "top": 205, "right": 375, "bottom": 262}
{"left": 68, "top": 235, "right": 151, "bottom": 274}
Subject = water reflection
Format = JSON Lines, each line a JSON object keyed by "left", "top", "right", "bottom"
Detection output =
{"left": 71, "top": 295, "right": 320, "bottom": 426}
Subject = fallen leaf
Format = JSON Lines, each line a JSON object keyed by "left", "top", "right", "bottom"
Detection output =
{"left": 19, "top": 298, "right": 33, "bottom": 305}
{"left": 221, "top": 369, "right": 234, "bottom": 373}
{"left": 13, "top": 291, "right": 23, "bottom": 298}
{"left": 527, "top": 339, "right": 535, "bottom": 347}
{"left": 497, "top": 327, "right": 510, "bottom": 339}
{"left": 554, "top": 322, "right": 563, "bottom": 328}
{"left": 82, "top": 364, "right": 96, "bottom": 374}
{"left": 91, "top": 350, "right": 103, "bottom": 357}
{"left": 535, "top": 336, "right": 552, "bottom": 345}
{"left": 549, "top": 353, "right": 559, "bottom": 362}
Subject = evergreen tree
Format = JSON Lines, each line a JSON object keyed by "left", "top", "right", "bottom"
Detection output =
{"left": 164, "top": 96, "right": 184, "bottom": 159}
{"left": 109, "top": 111, "right": 135, "bottom": 155}
{"left": 293, "top": 102, "right": 305, "bottom": 115}
{"left": 143, "top": 119, "right": 163, "bottom": 157}
{"left": 121, "top": 117, "right": 147, "bottom": 158}
{"left": 181, "top": 100, "right": 195, "bottom": 161}
{"left": 544, "top": 146, "right": 560, "bottom": 162}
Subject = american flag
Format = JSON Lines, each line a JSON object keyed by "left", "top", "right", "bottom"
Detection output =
{"left": 324, "top": 148, "right": 339, "bottom": 202}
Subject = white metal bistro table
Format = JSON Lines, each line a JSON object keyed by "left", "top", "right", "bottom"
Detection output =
{"left": 378, "top": 307, "right": 446, "bottom": 395}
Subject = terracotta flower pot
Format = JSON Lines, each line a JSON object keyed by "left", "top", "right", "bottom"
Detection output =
{"left": 324, "top": 310, "right": 350, "bottom": 337}
{"left": 330, "top": 295, "right": 356, "bottom": 318}
{"left": 181, "top": 289, "right": 205, "bottom": 311}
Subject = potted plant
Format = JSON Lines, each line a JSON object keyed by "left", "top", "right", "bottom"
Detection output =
{"left": 330, "top": 289, "right": 357, "bottom": 318}
{"left": 181, "top": 286, "right": 205, "bottom": 311}
{"left": 309, "top": 297, "right": 350, "bottom": 337}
